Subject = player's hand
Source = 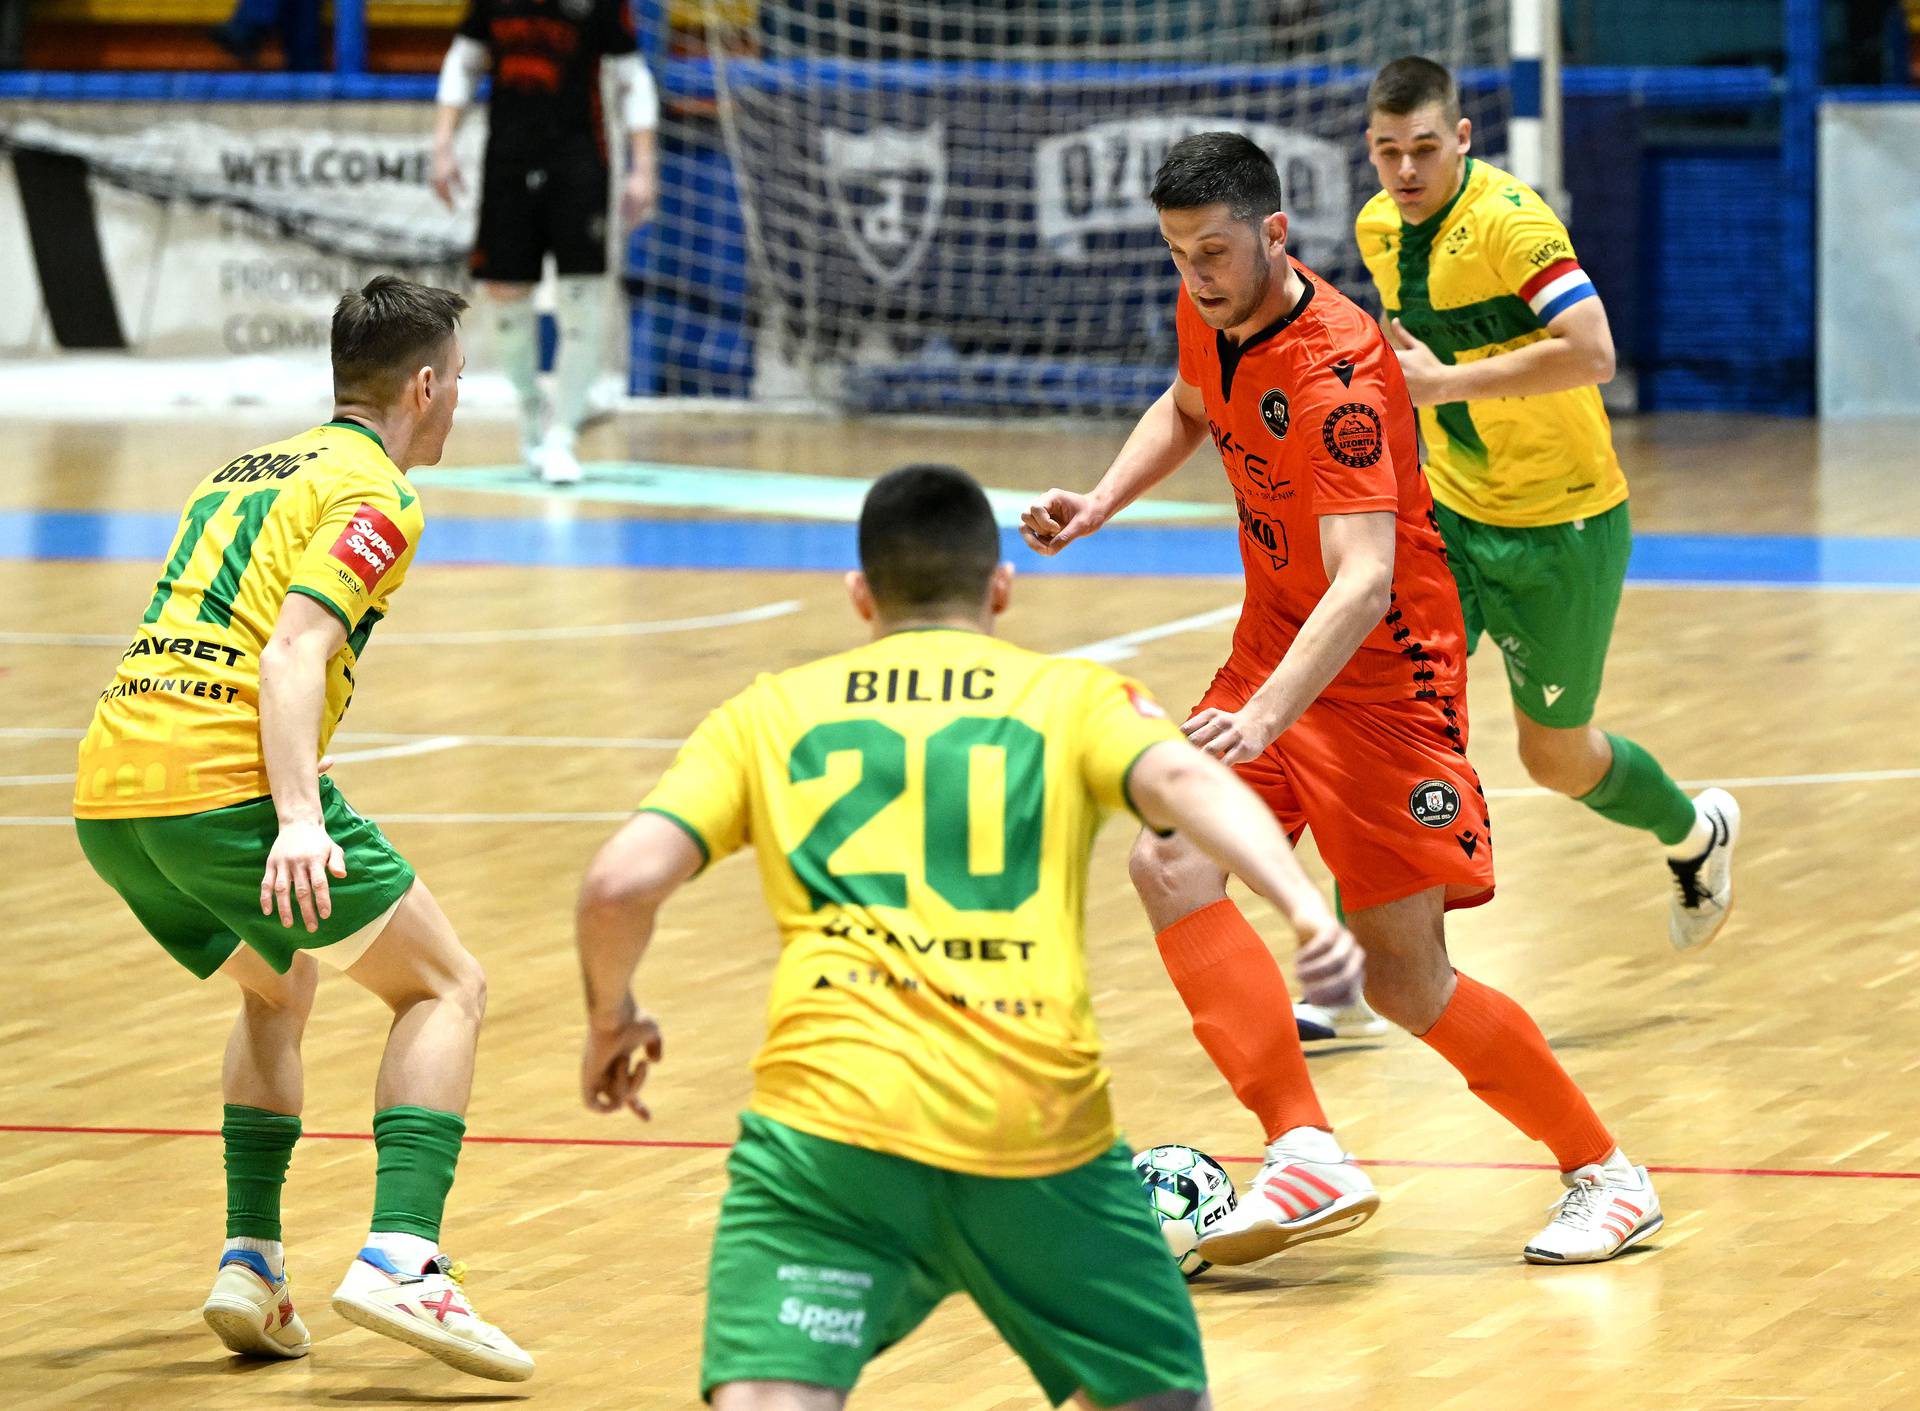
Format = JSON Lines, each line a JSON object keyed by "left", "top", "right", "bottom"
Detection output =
{"left": 620, "top": 169, "right": 659, "bottom": 232}
{"left": 1386, "top": 318, "right": 1452, "bottom": 407}
{"left": 1182, "top": 704, "right": 1281, "bottom": 766}
{"left": 430, "top": 145, "right": 465, "bottom": 209}
{"left": 260, "top": 820, "right": 347, "bottom": 933}
{"left": 1295, "top": 918, "right": 1364, "bottom": 998}
{"left": 581, "top": 1000, "right": 665, "bottom": 1120}
{"left": 1020, "top": 489, "right": 1102, "bottom": 556}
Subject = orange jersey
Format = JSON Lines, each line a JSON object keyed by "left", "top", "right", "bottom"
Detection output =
{"left": 1175, "top": 260, "right": 1465, "bottom": 702}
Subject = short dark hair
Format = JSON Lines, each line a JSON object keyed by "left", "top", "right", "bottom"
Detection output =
{"left": 858, "top": 464, "right": 1000, "bottom": 612}
{"left": 1149, "top": 131, "right": 1284, "bottom": 224}
{"left": 331, "top": 275, "right": 468, "bottom": 405}
{"left": 1368, "top": 56, "right": 1461, "bottom": 123}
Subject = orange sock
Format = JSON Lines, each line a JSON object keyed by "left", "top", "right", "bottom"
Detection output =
{"left": 1418, "top": 972, "right": 1614, "bottom": 1171}
{"left": 1155, "top": 899, "right": 1329, "bottom": 1141}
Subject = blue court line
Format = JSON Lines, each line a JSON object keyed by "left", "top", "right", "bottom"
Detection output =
{"left": 3, "top": 510, "right": 1916, "bottom": 588}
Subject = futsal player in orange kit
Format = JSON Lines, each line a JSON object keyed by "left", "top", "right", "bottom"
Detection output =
{"left": 1023, "top": 133, "right": 1662, "bottom": 1265}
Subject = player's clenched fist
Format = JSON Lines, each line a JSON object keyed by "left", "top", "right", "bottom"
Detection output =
{"left": 581, "top": 1003, "right": 665, "bottom": 1121}
{"left": 1020, "top": 489, "right": 1104, "bottom": 556}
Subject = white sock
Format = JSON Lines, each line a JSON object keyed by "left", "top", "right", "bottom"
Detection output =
{"left": 549, "top": 274, "right": 607, "bottom": 448}
{"left": 366, "top": 1230, "right": 439, "bottom": 1274}
{"left": 1664, "top": 802, "right": 1715, "bottom": 861}
{"left": 1268, "top": 1125, "right": 1345, "bottom": 1164}
{"left": 484, "top": 289, "right": 543, "bottom": 453}
{"left": 1597, "top": 1147, "right": 1642, "bottom": 1179}
{"left": 224, "top": 1236, "right": 284, "bottom": 1275}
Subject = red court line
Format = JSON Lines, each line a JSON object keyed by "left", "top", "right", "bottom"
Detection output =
{"left": 5, "top": 1122, "right": 1919, "bottom": 1182}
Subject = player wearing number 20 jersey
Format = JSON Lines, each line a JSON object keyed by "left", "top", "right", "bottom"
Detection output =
{"left": 576, "top": 465, "right": 1375, "bottom": 1404}
{"left": 640, "top": 628, "right": 1181, "bottom": 1178}
{"left": 75, "top": 422, "right": 423, "bottom": 820}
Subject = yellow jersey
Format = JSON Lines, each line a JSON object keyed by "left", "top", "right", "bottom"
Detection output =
{"left": 639, "top": 627, "right": 1183, "bottom": 1178}
{"left": 1355, "top": 157, "right": 1628, "bottom": 527}
{"left": 74, "top": 422, "right": 425, "bottom": 819}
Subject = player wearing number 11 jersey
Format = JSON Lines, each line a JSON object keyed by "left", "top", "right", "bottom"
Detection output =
{"left": 73, "top": 277, "right": 531, "bottom": 1384}
{"left": 575, "top": 465, "right": 1354, "bottom": 1410}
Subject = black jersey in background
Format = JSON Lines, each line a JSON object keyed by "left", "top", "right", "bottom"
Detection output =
{"left": 457, "top": 0, "right": 638, "bottom": 157}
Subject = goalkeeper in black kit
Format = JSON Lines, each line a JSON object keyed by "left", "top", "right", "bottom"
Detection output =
{"left": 432, "top": 0, "right": 660, "bottom": 486}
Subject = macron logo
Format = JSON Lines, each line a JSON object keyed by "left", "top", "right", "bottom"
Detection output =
{"left": 1542, "top": 684, "right": 1566, "bottom": 708}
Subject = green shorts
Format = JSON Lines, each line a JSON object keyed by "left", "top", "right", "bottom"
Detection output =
{"left": 1436, "top": 498, "right": 1632, "bottom": 728}
{"left": 75, "top": 776, "right": 416, "bottom": 978}
{"left": 701, "top": 1112, "right": 1205, "bottom": 1407}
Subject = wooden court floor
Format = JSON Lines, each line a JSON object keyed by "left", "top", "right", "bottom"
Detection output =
{"left": 4, "top": 409, "right": 1919, "bottom": 1410}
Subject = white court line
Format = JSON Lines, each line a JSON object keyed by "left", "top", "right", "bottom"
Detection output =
{"left": 0, "top": 600, "right": 803, "bottom": 649}
{"left": 1058, "top": 604, "right": 1240, "bottom": 664}
{"left": 327, "top": 736, "right": 466, "bottom": 766}
{"left": 1487, "top": 767, "right": 1920, "bottom": 799}
{"left": 0, "top": 731, "right": 687, "bottom": 787}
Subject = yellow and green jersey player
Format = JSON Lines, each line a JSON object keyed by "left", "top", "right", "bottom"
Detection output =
{"left": 72, "top": 277, "right": 534, "bottom": 1383}
{"left": 1356, "top": 57, "right": 1738, "bottom": 952}
{"left": 575, "top": 465, "right": 1352, "bottom": 1411}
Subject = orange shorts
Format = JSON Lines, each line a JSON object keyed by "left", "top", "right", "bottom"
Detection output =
{"left": 1191, "top": 663, "right": 1495, "bottom": 913}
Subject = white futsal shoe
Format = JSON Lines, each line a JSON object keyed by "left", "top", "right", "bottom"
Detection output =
{"left": 1293, "top": 925, "right": 1390, "bottom": 1041}
{"left": 537, "top": 427, "right": 584, "bottom": 486}
{"left": 331, "top": 1247, "right": 534, "bottom": 1382}
{"left": 1293, "top": 998, "right": 1391, "bottom": 1042}
{"left": 1667, "top": 788, "right": 1740, "bottom": 951}
{"left": 202, "top": 1249, "right": 310, "bottom": 1359}
{"left": 1523, "top": 1153, "right": 1663, "bottom": 1264}
{"left": 1196, "top": 1126, "right": 1379, "bottom": 1266}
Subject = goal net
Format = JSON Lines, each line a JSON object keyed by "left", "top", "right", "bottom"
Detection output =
{"left": 703, "top": 0, "right": 1509, "bottom": 415}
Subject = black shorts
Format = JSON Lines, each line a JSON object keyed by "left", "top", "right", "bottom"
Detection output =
{"left": 470, "top": 141, "right": 610, "bottom": 283}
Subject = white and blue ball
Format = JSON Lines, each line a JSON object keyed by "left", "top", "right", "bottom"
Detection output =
{"left": 1132, "top": 1144, "right": 1237, "bottom": 1280}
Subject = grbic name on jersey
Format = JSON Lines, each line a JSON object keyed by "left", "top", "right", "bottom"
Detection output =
{"left": 778, "top": 1298, "right": 867, "bottom": 1346}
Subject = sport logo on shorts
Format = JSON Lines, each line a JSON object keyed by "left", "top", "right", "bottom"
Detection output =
{"left": 1409, "top": 779, "right": 1461, "bottom": 828}
{"left": 328, "top": 504, "right": 408, "bottom": 591}
{"left": 1321, "top": 403, "right": 1384, "bottom": 468}
{"left": 1259, "top": 388, "right": 1290, "bottom": 439}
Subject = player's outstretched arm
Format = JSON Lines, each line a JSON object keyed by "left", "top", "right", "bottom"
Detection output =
{"left": 574, "top": 813, "right": 704, "bottom": 1120}
{"left": 1185, "top": 510, "right": 1394, "bottom": 767}
{"left": 258, "top": 592, "right": 349, "bottom": 933}
{"left": 1128, "top": 740, "right": 1344, "bottom": 950}
{"left": 1388, "top": 296, "right": 1615, "bottom": 406}
{"left": 1020, "top": 376, "right": 1207, "bottom": 555}
{"left": 431, "top": 35, "right": 489, "bottom": 208}
{"left": 609, "top": 54, "right": 662, "bottom": 231}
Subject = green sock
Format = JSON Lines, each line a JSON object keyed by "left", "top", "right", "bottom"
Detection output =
{"left": 370, "top": 1106, "right": 466, "bottom": 1240}
{"left": 223, "top": 1103, "right": 301, "bottom": 1241}
{"left": 1577, "top": 733, "right": 1697, "bottom": 846}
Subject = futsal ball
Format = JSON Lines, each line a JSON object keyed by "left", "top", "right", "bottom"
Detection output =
{"left": 1132, "top": 1144, "right": 1237, "bottom": 1280}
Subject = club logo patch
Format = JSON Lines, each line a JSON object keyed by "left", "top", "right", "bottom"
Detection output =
{"left": 328, "top": 503, "right": 408, "bottom": 591}
{"left": 1321, "top": 402, "right": 1384, "bottom": 468}
{"left": 1259, "top": 388, "right": 1290, "bottom": 439}
{"left": 1409, "top": 779, "right": 1461, "bottom": 829}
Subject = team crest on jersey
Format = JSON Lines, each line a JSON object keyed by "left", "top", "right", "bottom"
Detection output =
{"left": 1321, "top": 403, "right": 1384, "bottom": 468}
{"left": 329, "top": 504, "right": 408, "bottom": 591}
{"left": 1259, "top": 388, "right": 1290, "bottom": 439}
{"left": 1409, "top": 779, "right": 1461, "bottom": 828}
{"left": 821, "top": 124, "right": 947, "bottom": 288}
